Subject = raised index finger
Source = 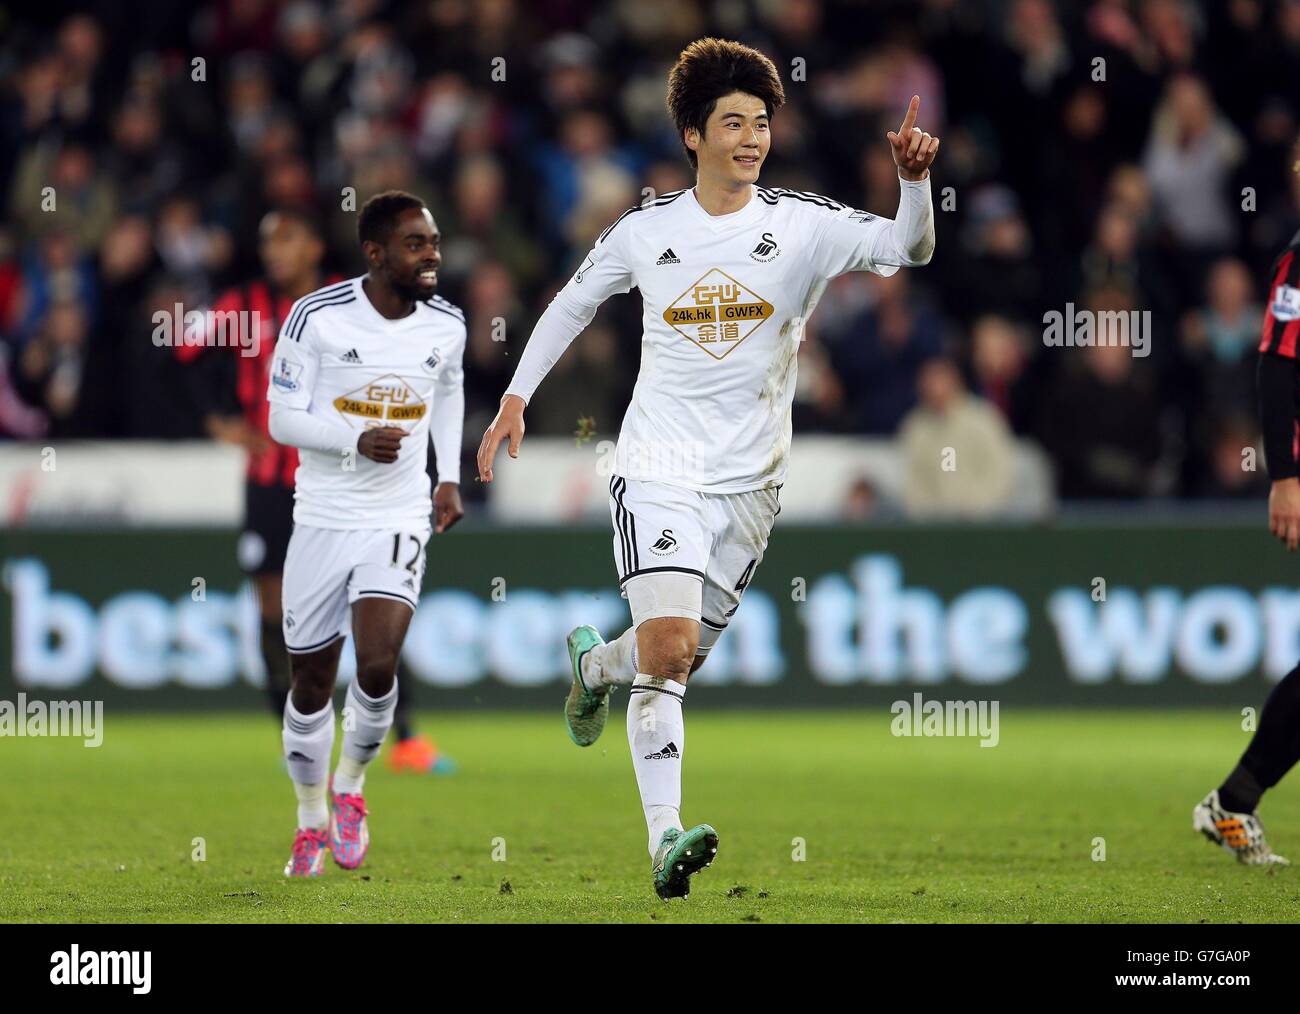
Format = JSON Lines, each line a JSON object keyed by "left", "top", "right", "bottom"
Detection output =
{"left": 899, "top": 94, "right": 920, "bottom": 135}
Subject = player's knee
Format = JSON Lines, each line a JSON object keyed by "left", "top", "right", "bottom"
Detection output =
{"left": 659, "top": 651, "right": 693, "bottom": 683}
{"left": 639, "top": 626, "right": 698, "bottom": 683}
{"left": 290, "top": 655, "right": 332, "bottom": 691}
{"left": 354, "top": 651, "right": 398, "bottom": 697}
{"left": 288, "top": 664, "right": 332, "bottom": 712}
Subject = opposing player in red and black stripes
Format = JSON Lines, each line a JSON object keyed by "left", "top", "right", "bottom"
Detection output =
{"left": 1192, "top": 227, "right": 1300, "bottom": 865}
{"left": 179, "top": 208, "right": 452, "bottom": 774}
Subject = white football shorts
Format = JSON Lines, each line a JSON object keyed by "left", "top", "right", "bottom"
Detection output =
{"left": 281, "top": 522, "right": 431, "bottom": 654}
{"left": 607, "top": 475, "right": 781, "bottom": 653}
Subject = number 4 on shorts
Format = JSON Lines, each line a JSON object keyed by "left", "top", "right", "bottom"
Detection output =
{"left": 725, "top": 557, "right": 757, "bottom": 619}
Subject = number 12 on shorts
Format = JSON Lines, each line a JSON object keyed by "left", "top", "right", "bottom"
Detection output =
{"left": 390, "top": 532, "right": 425, "bottom": 575}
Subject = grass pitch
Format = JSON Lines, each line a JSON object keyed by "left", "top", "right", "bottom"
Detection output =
{"left": 1, "top": 709, "right": 1296, "bottom": 923}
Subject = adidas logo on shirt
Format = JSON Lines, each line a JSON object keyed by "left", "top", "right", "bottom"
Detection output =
{"left": 643, "top": 741, "right": 680, "bottom": 760}
{"left": 341, "top": 348, "right": 362, "bottom": 363}
{"left": 655, "top": 248, "right": 681, "bottom": 265}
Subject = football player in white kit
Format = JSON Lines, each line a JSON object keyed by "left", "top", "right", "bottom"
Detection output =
{"left": 268, "top": 191, "right": 465, "bottom": 876}
{"left": 478, "top": 38, "right": 938, "bottom": 899}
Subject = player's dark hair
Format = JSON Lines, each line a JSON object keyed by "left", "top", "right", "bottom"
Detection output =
{"left": 667, "top": 38, "right": 785, "bottom": 170}
{"left": 261, "top": 205, "right": 324, "bottom": 241}
{"left": 357, "top": 190, "right": 426, "bottom": 247}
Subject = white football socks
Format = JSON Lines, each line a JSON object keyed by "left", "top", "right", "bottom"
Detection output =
{"left": 283, "top": 697, "right": 334, "bottom": 829}
{"left": 627, "top": 674, "right": 686, "bottom": 857}
{"left": 582, "top": 626, "right": 639, "bottom": 689}
{"left": 333, "top": 680, "right": 397, "bottom": 795}
{"left": 293, "top": 781, "right": 329, "bottom": 831}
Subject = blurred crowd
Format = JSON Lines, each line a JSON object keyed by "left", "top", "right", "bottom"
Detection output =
{"left": 2, "top": 0, "right": 1299, "bottom": 512}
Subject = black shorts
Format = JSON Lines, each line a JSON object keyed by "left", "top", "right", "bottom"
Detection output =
{"left": 237, "top": 480, "right": 296, "bottom": 576}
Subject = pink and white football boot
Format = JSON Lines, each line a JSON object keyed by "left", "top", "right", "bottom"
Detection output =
{"left": 329, "top": 792, "right": 370, "bottom": 869}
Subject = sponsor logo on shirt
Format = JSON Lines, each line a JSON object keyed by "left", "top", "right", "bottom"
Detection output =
{"left": 1272, "top": 284, "right": 1300, "bottom": 322}
{"left": 749, "top": 232, "right": 780, "bottom": 262}
{"left": 662, "top": 269, "right": 774, "bottom": 360}
{"left": 333, "top": 374, "right": 428, "bottom": 425}
{"left": 656, "top": 248, "right": 681, "bottom": 265}
{"left": 272, "top": 357, "right": 302, "bottom": 391}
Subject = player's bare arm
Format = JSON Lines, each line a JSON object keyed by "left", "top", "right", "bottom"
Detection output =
{"left": 1268, "top": 478, "right": 1300, "bottom": 550}
{"left": 434, "top": 481, "right": 463, "bottom": 533}
{"left": 205, "top": 413, "right": 272, "bottom": 455}
{"left": 1258, "top": 347, "right": 1300, "bottom": 550}
{"left": 887, "top": 95, "right": 940, "bottom": 182}
{"left": 477, "top": 393, "right": 526, "bottom": 483}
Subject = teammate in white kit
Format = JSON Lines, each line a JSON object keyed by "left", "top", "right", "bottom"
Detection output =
{"left": 267, "top": 191, "right": 465, "bottom": 877}
{"left": 477, "top": 38, "right": 938, "bottom": 899}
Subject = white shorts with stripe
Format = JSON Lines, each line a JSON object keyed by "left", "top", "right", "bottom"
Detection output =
{"left": 608, "top": 475, "right": 781, "bottom": 653}
{"left": 281, "top": 522, "right": 430, "bottom": 654}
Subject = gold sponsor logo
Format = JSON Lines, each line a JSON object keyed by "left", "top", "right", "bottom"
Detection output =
{"left": 662, "top": 269, "right": 773, "bottom": 359}
{"left": 333, "top": 374, "right": 428, "bottom": 425}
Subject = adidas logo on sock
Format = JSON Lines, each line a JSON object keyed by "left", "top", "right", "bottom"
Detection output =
{"left": 341, "top": 348, "right": 362, "bottom": 363}
{"left": 643, "top": 741, "right": 679, "bottom": 760}
{"left": 655, "top": 248, "right": 680, "bottom": 265}
{"left": 286, "top": 751, "right": 313, "bottom": 763}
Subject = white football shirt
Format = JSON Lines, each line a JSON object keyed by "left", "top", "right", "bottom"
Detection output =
{"left": 267, "top": 275, "right": 466, "bottom": 529}
{"left": 506, "top": 179, "right": 933, "bottom": 492}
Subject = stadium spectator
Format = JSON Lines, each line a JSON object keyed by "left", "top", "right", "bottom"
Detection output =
{"left": 14, "top": 300, "right": 90, "bottom": 436}
{"left": 842, "top": 475, "right": 899, "bottom": 521}
{"left": 969, "top": 314, "right": 1039, "bottom": 436}
{"left": 0, "top": 341, "right": 47, "bottom": 438}
{"left": 438, "top": 155, "right": 544, "bottom": 294}
{"left": 15, "top": 229, "right": 98, "bottom": 342}
{"left": 899, "top": 356, "right": 1015, "bottom": 519}
{"left": 1142, "top": 72, "right": 1244, "bottom": 293}
{"left": 1182, "top": 256, "right": 1265, "bottom": 419}
{"left": 950, "top": 184, "right": 1041, "bottom": 327}
{"left": 9, "top": 141, "right": 118, "bottom": 252}
{"left": 1037, "top": 287, "right": 1165, "bottom": 499}
{"left": 1077, "top": 202, "right": 1177, "bottom": 329}
{"left": 153, "top": 195, "right": 233, "bottom": 306}
{"left": 0, "top": 0, "right": 1295, "bottom": 510}
{"left": 107, "top": 96, "right": 188, "bottom": 216}
{"left": 1193, "top": 415, "right": 1270, "bottom": 499}
{"left": 791, "top": 327, "right": 850, "bottom": 433}
{"left": 821, "top": 270, "right": 944, "bottom": 435}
